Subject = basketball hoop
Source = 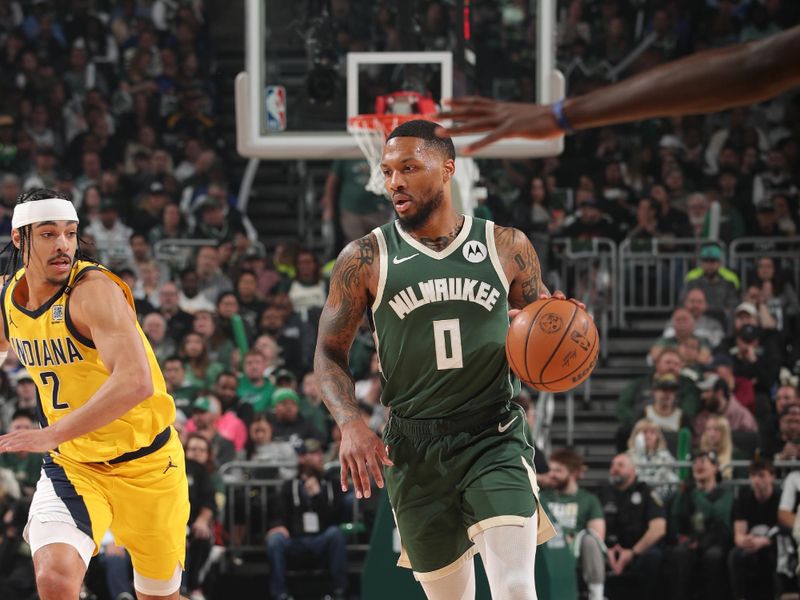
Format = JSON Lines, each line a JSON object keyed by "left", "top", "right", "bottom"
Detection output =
{"left": 348, "top": 113, "right": 434, "bottom": 195}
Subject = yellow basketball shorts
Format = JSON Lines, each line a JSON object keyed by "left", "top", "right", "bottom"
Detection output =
{"left": 26, "top": 426, "right": 190, "bottom": 580}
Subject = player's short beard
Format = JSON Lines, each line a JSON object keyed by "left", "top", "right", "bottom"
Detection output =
{"left": 396, "top": 189, "right": 444, "bottom": 232}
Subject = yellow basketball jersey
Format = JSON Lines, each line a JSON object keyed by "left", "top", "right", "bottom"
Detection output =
{"left": 1, "top": 260, "right": 176, "bottom": 463}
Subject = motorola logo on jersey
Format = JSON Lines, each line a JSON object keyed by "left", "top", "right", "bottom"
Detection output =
{"left": 462, "top": 241, "right": 487, "bottom": 263}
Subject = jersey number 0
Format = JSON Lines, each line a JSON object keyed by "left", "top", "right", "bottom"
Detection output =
{"left": 432, "top": 319, "right": 463, "bottom": 370}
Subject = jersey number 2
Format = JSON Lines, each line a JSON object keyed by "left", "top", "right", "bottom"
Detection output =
{"left": 40, "top": 371, "right": 68, "bottom": 410}
{"left": 433, "top": 319, "right": 463, "bottom": 370}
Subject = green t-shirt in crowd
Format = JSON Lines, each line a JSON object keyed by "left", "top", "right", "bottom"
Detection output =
{"left": 541, "top": 488, "right": 605, "bottom": 538}
{"left": 237, "top": 376, "right": 276, "bottom": 413}
{"left": 0, "top": 451, "right": 44, "bottom": 493}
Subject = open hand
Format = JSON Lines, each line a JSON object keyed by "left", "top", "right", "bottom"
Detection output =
{"left": 0, "top": 427, "right": 59, "bottom": 454}
{"left": 339, "top": 419, "right": 394, "bottom": 499}
{"left": 435, "top": 97, "right": 563, "bottom": 154}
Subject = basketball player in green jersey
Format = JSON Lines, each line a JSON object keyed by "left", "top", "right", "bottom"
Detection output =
{"left": 315, "top": 119, "right": 581, "bottom": 599}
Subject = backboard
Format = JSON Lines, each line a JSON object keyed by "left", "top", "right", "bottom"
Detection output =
{"left": 236, "top": 0, "right": 564, "bottom": 160}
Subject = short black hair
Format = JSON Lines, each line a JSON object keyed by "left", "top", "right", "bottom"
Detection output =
{"left": 386, "top": 119, "right": 455, "bottom": 161}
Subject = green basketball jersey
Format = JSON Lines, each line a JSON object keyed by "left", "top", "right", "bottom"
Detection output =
{"left": 371, "top": 215, "right": 519, "bottom": 419}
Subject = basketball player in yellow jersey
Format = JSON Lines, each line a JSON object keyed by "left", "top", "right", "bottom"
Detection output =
{"left": 0, "top": 189, "right": 190, "bottom": 600}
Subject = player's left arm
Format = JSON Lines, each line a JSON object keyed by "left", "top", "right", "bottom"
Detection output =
{"left": 494, "top": 224, "right": 584, "bottom": 312}
{"left": 494, "top": 224, "right": 549, "bottom": 309}
{"left": 0, "top": 273, "right": 154, "bottom": 453}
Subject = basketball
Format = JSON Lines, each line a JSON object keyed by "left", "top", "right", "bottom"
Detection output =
{"left": 506, "top": 298, "right": 599, "bottom": 392}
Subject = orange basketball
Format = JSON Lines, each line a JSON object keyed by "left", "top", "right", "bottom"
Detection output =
{"left": 506, "top": 298, "right": 599, "bottom": 392}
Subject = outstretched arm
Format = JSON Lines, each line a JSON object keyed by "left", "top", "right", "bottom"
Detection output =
{"left": 314, "top": 235, "right": 392, "bottom": 499}
{"left": 438, "top": 25, "right": 800, "bottom": 153}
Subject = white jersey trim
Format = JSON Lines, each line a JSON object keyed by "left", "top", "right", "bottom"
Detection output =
{"left": 485, "top": 220, "right": 510, "bottom": 292}
{"left": 371, "top": 227, "right": 388, "bottom": 312}
{"left": 393, "top": 215, "right": 473, "bottom": 260}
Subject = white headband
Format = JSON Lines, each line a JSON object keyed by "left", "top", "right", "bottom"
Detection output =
{"left": 12, "top": 198, "right": 80, "bottom": 229}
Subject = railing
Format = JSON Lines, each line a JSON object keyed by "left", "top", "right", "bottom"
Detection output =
{"left": 729, "top": 236, "right": 800, "bottom": 293}
{"left": 219, "top": 460, "right": 368, "bottom": 553}
{"left": 634, "top": 459, "right": 800, "bottom": 494}
{"left": 618, "top": 237, "right": 726, "bottom": 328}
{"left": 552, "top": 236, "right": 617, "bottom": 341}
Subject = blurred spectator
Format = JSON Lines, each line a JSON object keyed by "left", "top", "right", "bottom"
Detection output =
{"left": 234, "top": 270, "right": 266, "bottom": 331}
{"left": 141, "top": 312, "right": 175, "bottom": 365}
{"left": 179, "top": 269, "right": 216, "bottom": 314}
{"left": 683, "top": 243, "right": 740, "bottom": 321}
{"left": 625, "top": 198, "right": 661, "bottom": 246}
{"left": 84, "top": 199, "right": 134, "bottom": 270}
{"left": 149, "top": 201, "right": 189, "bottom": 245}
{"left": 750, "top": 256, "right": 800, "bottom": 334}
{"left": 729, "top": 458, "right": 779, "bottom": 600}
{"left": 667, "top": 450, "right": 733, "bottom": 600}
{"left": 707, "top": 353, "right": 756, "bottom": 416}
{"left": 130, "top": 181, "right": 171, "bottom": 235}
{"left": 97, "top": 531, "right": 134, "bottom": 600}
{"left": 192, "top": 310, "right": 235, "bottom": 371}
{"left": 252, "top": 334, "right": 282, "bottom": 381}
{"left": 753, "top": 147, "right": 797, "bottom": 206}
{"left": 265, "top": 438, "right": 348, "bottom": 600}
{"left": 212, "top": 370, "right": 251, "bottom": 425}
{"left": 257, "top": 301, "right": 313, "bottom": 377}
{"left": 0, "top": 410, "right": 42, "bottom": 498}
{"left": 626, "top": 419, "right": 679, "bottom": 502}
{"left": 662, "top": 288, "right": 725, "bottom": 349}
{"left": 599, "top": 454, "right": 666, "bottom": 599}
{"left": 693, "top": 375, "right": 758, "bottom": 442}
{"left": 184, "top": 433, "right": 217, "bottom": 600}
{"left": 276, "top": 249, "right": 327, "bottom": 324}
{"left": 185, "top": 396, "right": 235, "bottom": 467}
{"left": 321, "top": 159, "right": 391, "bottom": 245}
{"left": 243, "top": 414, "right": 297, "bottom": 473}
{"left": 649, "top": 307, "right": 712, "bottom": 365}
{"left": 540, "top": 448, "right": 606, "bottom": 600}
{"left": 761, "top": 384, "right": 800, "bottom": 457}
{"left": 162, "top": 355, "right": 198, "bottom": 418}
{"left": 191, "top": 184, "right": 245, "bottom": 244}
{"left": 638, "top": 373, "right": 692, "bottom": 434}
{"left": 561, "top": 195, "right": 617, "bottom": 242}
{"left": 194, "top": 245, "right": 233, "bottom": 304}
{"left": 269, "top": 388, "right": 323, "bottom": 444}
{"left": 763, "top": 404, "right": 800, "bottom": 461}
{"left": 686, "top": 192, "right": 710, "bottom": 239}
{"left": 616, "top": 349, "right": 699, "bottom": 432}
{"left": 180, "top": 332, "right": 223, "bottom": 391}
{"left": 728, "top": 324, "right": 781, "bottom": 396}
{"left": 237, "top": 350, "right": 275, "bottom": 414}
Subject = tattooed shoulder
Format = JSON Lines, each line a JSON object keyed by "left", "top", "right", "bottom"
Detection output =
{"left": 330, "top": 233, "right": 378, "bottom": 292}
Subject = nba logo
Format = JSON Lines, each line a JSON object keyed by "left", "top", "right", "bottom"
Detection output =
{"left": 265, "top": 85, "right": 287, "bottom": 131}
{"left": 51, "top": 305, "right": 63, "bottom": 322}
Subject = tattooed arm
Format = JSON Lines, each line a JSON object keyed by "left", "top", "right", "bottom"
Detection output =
{"left": 314, "top": 234, "right": 392, "bottom": 498}
{"left": 494, "top": 225, "right": 549, "bottom": 309}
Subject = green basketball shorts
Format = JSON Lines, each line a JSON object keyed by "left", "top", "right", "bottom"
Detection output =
{"left": 383, "top": 403, "right": 556, "bottom": 581}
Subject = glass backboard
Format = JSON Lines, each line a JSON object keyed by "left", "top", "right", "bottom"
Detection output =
{"left": 236, "top": 0, "right": 564, "bottom": 160}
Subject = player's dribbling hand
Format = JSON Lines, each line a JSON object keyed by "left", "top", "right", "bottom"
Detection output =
{"left": 0, "top": 427, "right": 59, "bottom": 454}
{"left": 507, "top": 290, "right": 586, "bottom": 320}
{"left": 339, "top": 419, "right": 393, "bottom": 500}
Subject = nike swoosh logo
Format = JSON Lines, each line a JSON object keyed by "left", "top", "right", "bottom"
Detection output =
{"left": 393, "top": 253, "right": 419, "bottom": 265}
{"left": 498, "top": 416, "right": 518, "bottom": 433}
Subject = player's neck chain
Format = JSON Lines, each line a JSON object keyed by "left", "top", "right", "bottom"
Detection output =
{"left": 417, "top": 215, "right": 465, "bottom": 252}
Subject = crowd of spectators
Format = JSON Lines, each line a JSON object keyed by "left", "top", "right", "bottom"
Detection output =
{"left": 0, "top": 1, "right": 797, "bottom": 600}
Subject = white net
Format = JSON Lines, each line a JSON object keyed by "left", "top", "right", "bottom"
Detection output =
{"left": 348, "top": 114, "right": 420, "bottom": 195}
